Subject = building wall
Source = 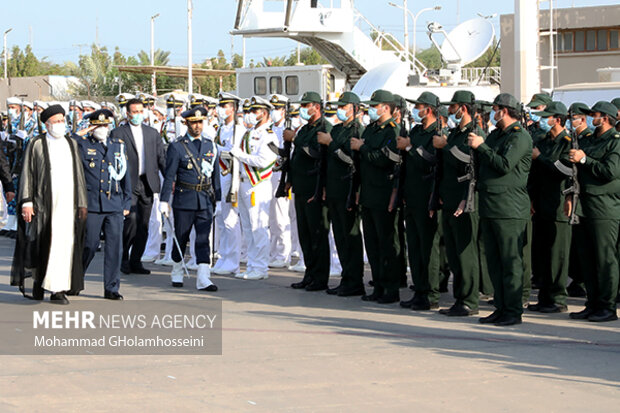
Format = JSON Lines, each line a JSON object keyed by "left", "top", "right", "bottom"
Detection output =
{"left": 501, "top": 5, "right": 620, "bottom": 97}
{"left": 0, "top": 75, "right": 79, "bottom": 110}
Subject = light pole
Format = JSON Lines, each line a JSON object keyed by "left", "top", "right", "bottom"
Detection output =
{"left": 150, "top": 13, "right": 160, "bottom": 95}
{"left": 187, "top": 0, "right": 193, "bottom": 94}
{"left": 4, "top": 28, "right": 12, "bottom": 80}
{"left": 388, "top": 3, "right": 441, "bottom": 60}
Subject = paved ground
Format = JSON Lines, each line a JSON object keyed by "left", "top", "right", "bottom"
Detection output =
{"left": 0, "top": 235, "right": 618, "bottom": 412}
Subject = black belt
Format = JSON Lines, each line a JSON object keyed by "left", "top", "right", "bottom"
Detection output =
{"left": 178, "top": 180, "right": 212, "bottom": 191}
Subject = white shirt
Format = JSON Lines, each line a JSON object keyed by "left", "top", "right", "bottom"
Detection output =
{"left": 130, "top": 123, "right": 146, "bottom": 175}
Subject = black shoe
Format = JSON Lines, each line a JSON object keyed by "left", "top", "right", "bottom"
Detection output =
{"left": 527, "top": 302, "right": 543, "bottom": 312}
{"left": 479, "top": 310, "right": 503, "bottom": 324}
{"left": 104, "top": 291, "right": 124, "bottom": 300}
{"left": 377, "top": 291, "right": 400, "bottom": 304}
{"left": 368, "top": 280, "right": 375, "bottom": 287}
{"left": 66, "top": 290, "right": 80, "bottom": 296}
{"left": 441, "top": 303, "right": 479, "bottom": 317}
{"left": 130, "top": 265, "right": 151, "bottom": 275}
{"left": 494, "top": 315, "right": 522, "bottom": 326}
{"left": 32, "top": 281, "right": 44, "bottom": 300}
{"left": 337, "top": 286, "right": 365, "bottom": 297}
{"left": 567, "top": 282, "right": 586, "bottom": 298}
{"left": 291, "top": 279, "right": 311, "bottom": 289}
{"left": 539, "top": 304, "right": 568, "bottom": 313}
{"left": 121, "top": 262, "right": 131, "bottom": 274}
{"left": 361, "top": 289, "right": 383, "bottom": 302}
{"left": 50, "top": 292, "right": 69, "bottom": 305}
{"left": 410, "top": 295, "right": 431, "bottom": 311}
{"left": 569, "top": 308, "right": 594, "bottom": 320}
{"left": 326, "top": 285, "right": 342, "bottom": 295}
{"left": 305, "top": 281, "right": 328, "bottom": 291}
{"left": 199, "top": 285, "right": 218, "bottom": 292}
{"left": 588, "top": 309, "right": 618, "bottom": 322}
{"left": 399, "top": 296, "right": 416, "bottom": 308}
{"left": 172, "top": 282, "right": 183, "bottom": 288}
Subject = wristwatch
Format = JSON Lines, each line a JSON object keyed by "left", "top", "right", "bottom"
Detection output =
{"left": 579, "top": 156, "right": 586, "bottom": 164}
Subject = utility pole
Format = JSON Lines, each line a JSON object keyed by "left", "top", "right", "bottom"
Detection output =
{"left": 4, "top": 28, "right": 12, "bottom": 80}
{"left": 403, "top": 0, "right": 409, "bottom": 53}
{"left": 187, "top": 0, "right": 193, "bottom": 93}
{"left": 150, "top": 13, "right": 160, "bottom": 95}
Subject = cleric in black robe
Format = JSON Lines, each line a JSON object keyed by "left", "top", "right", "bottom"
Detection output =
{"left": 10, "top": 104, "right": 88, "bottom": 304}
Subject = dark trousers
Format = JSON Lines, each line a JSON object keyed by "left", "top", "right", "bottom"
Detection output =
{"left": 361, "top": 206, "right": 400, "bottom": 293}
{"left": 442, "top": 210, "right": 480, "bottom": 310}
{"left": 295, "top": 196, "right": 330, "bottom": 285}
{"left": 532, "top": 218, "right": 571, "bottom": 306}
{"left": 83, "top": 211, "right": 124, "bottom": 293}
{"left": 522, "top": 219, "right": 532, "bottom": 302}
{"left": 575, "top": 218, "right": 619, "bottom": 312}
{"left": 122, "top": 175, "right": 154, "bottom": 268}
{"left": 171, "top": 207, "right": 213, "bottom": 264}
{"left": 326, "top": 199, "right": 364, "bottom": 289}
{"left": 405, "top": 206, "right": 439, "bottom": 302}
{"left": 480, "top": 218, "right": 527, "bottom": 317}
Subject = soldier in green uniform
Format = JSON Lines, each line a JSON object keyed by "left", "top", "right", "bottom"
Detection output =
{"left": 528, "top": 101, "right": 573, "bottom": 313}
{"left": 396, "top": 92, "right": 441, "bottom": 311}
{"left": 567, "top": 101, "right": 620, "bottom": 322}
{"left": 284, "top": 91, "right": 332, "bottom": 291}
{"left": 434, "top": 91, "right": 484, "bottom": 316}
{"left": 468, "top": 93, "right": 532, "bottom": 326}
{"left": 391, "top": 95, "right": 409, "bottom": 288}
{"left": 566, "top": 102, "right": 593, "bottom": 298}
{"left": 526, "top": 93, "right": 552, "bottom": 146}
{"left": 317, "top": 92, "right": 365, "bottom": 296}
{"left": 350, "top": 89, "right": 401, "bottom": 303}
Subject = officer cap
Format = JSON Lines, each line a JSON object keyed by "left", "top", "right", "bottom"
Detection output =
{"left": 115, "top": 93, "right": 135, "bottom": 106}
{"left": 611, "top": 98, "right": 620, "bottom": 110}
{"left": 81, "top": 100, "right": 101, "bottom": 111}
{"left": 337, "top": 91, "right": 360, "bottom": 106}
{"left": 533, "top": 101, "right": 568, "bottom": 117}
{"left": 289, "top": 104, "right": 300, "bottom": 116}
{"left": 437, "top": 106, "right": 449, "bottom": 119}
{"left": 137, "top": 92, "right": 155, "bottom": 105}
{"left": 85, "top": 109, "right": 115, "bottom": 125}
{"left": 166, "top": 92, "right": 187, "bottom": 107}
{"left": 526, "top": 92, "right": 552, "bottom": 108}
{"left": 181, "top": 106, "right": 208, "bottom": 122}
{"left": 203, "top": 96, "right": 218, "bottom": 108}
{"left": 298, "top": 91, "right": 322, "bottom": 104}
{"left": 443, "top": 90, "right": 476, "bottom": 105}
{"left": 218, "top": 92, "right": 241, "bottom": 105}
{"left": 493, "top": 93, "right": 521, "bottom": 111}
{"left": 407, "top": 91, "right": 440, "bottom": 108}
{"left": 364, "top": 89, "right": 395, "bottom": 106}
{"left": 188, "top": 93, "right": 206, "bottom": 107}
{"left": 6, "top": 97, "right": 22, "bottom": 106}
{"left": 361, "top": 103, "right": 369, "bottom": 113}
{"left": 270, "top": 94, "right": 289, "bottom": 107}
{"left": 586, "top": 101, "right": 618, "bottom": 120}
{"left": 250, "top": 96, "right": 273, "bottom": 110}
{"left": 22, "top": 101, "right": 34, "bottom": 110}
{"left": 324, "top": 102, "right": 338, "bottom": 115}
{"left": 69, "top": 99, "right": 84, "bottom": 110}
{"left": 568, "top": 102, "right": 590, "bottom": 115}
{"left": 40, "top": 104, "right": 66, "bottom": 123}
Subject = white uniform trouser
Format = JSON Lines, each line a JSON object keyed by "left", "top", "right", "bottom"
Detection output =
{"left": 329, "top": 228, "right": 342, "bottom": 274}
{"left": 289, "top": 193, "right": 304, "bottom": 262}
{"left": 268, "top": 171, "right": 291, "bottom": 263}
{"left": 212, "top": 175, "right": 241, "bottom": 273}
{"left": 143, "top": 193, "right": 163, "bottom": 259}
{"left": 238, "top": 178, "right": 272, "bottom": 275}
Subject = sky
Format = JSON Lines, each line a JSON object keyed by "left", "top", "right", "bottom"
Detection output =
{"left": 1, "top": 0, "right": 618, "bottom": 67}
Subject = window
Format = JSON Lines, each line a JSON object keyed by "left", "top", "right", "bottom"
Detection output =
{"left": 269, "top": 76, "right": 282, "bottom": 94}
{"left": 563, "top": 32, "right": 573, "bottom": 52}
{"left": 586, "top": 30, "right": 596, "bottom": 51}
{"left": 556, "top": 27, "right": 620, "bottom": 53}
{"left": 597, "top": 30, "right": 608, "bottom": 51}
{"left": 611, "top": 30, "right": 619, "bottom": 49}
{"left": 254, "top": 76, "right": 266, "bottom": 95}
{"left": 574, "top": 31, "right": 585, "bottom": 52}
{"left": 285, "top": 75, "right": 299, "bottom": 96}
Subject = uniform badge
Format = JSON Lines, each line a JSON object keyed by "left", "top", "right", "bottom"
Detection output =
{"left": 187, "top": 162, "right": 193, "bottom": 169}
{"left": 87, "top": 148, "right": 97, "bottom": 155}
{"left": 89, "top": 161, "right": 95, "bottom": 168}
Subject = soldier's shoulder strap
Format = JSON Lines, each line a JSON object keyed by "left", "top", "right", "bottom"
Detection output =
{"left": 180, "top": 139, "right": 205, "bottom": 180}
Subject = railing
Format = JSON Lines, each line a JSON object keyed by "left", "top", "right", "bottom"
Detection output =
{"left": 461, "top": 66, "right": 501, "bottom": 84}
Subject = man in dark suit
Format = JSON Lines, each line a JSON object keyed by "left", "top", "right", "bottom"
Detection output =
{"left": 110, "top": 98, "right": 166, "bottom": 274}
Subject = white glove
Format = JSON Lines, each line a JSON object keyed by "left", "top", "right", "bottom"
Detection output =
{"left": 229, "top": 147, "right": 244, "bottom": 158}
{"left": 159, "top": 201, "right": 170, "bottom": 217}
{"left": 15, "top": 130, "right": 27, "bottom": 140}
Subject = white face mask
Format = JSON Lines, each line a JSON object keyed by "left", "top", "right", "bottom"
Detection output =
{"left": 120, "top": 106, "right": 127, "bottom": 119}
{"left": 291, "top": 117, "right": 302, "bottom": 129}
{"left": 362, "top": 115, "right": 370, "bottom": 126}
{"left": 47, "top": 122, "right": 66, "bottom": 138}
{"left": 243, "top": 113, "right": 252, "bottom": 127}
{"left": 93, "top": 126, "right": 109, "bottom": 142}
{"left": 271, "top": 109, "right": 283, "bottom": 124}
{"left": 216, "top": 106, "right": 229, "bottom": 124}
{"left": 247, "top": 113, "right": 260, "bottom": 127}
{"left": 8, "top": 108, "right": 18, "bottom": 119}
{"left": 325, "top": 116, "right": 337, "bottom": 126}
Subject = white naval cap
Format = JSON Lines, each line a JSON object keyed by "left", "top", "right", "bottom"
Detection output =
{"left": 22, "top": 101, "right": 34, "bottom": 110}
{"left": 6, "top": 97, "right": 22, "bottom": 106}
{"left": 34, "top": 100, "right": 49, "bottom": 110}
{"left": 218, "top": 91, "right": 241, "bottom": 105}
{"left": 250, "top": 96, "right": 274, "bottom": 110}
{"left": 81, "top": 100, "right": 101, "bottom": 110}
{"left": 115, "top": 93, "right": 135, "bottom": 105}
{"left": 152, "top": 104, "right": 167, "bottom": 116}
{"left": 269, "top": 94, "right": 289, "bottom": 107}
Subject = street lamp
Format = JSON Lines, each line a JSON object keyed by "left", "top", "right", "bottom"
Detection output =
{"left": 4, "top": 28, "right": 12, "bottom": 80}
{"left": 187, "top": 0, "right": 193, "bottom": 93}
{"left": 388, "top": 3, "right": 441, "bottom": 60}
{"left": 150, "top": 13, "right": 160, "bottom": 95}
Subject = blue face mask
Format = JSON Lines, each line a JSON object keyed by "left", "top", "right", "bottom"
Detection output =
{"left": 448, "top": 114, "right": 459, "bottom": 127}
{"left": 130, "top": 113, "right": 144, "bottom": 126}
{"left": 529, "top": 112, "right": 541, "bottom": 123}
{"left": 411, "top": 108, "right": 423, "bottom": 123}
{"left": 336, "top": 108, "right": 349, "bottom": 122}
{"left": 539, "top": 117, "right": 553, "bottom": 133}
{"left": 299, "top": 107, "right": 311, "bottom": 121}
{"left": 489, "top": 110, "right": 498, "bottom": 126}
{"left": 368, "top": 107, "right": 380, "bottom": 122}
{"left": 586, "top": 116, "right": 595, "bottom": 130}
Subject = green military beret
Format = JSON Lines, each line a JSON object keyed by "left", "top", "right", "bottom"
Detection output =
{"left": 533, "top": 101, "right": 568, "bottom": 117}
{"left": 297, "top": 91, "right": 322, "bottom": 104}
{"left": 586, "top": 101, "right": 618, "bottom": 120}
{"left": 363, "top": 89, "right": 395, "bottom": 105}
{"left": 527, "top": 92, "right": 552, "bottom": 108}
{"left": 442, "top": 90, "right": 476, "bottom": 105}
{"left": 337, "top": 91, "right": 360, "bottom": 106}
{"left": 568, "top": 102, "right": 590, "bottom": 115}
{"left": 493, "top": 93, "right": 521, "bottom": 111}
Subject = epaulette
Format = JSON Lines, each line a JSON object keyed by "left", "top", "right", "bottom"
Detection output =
{"left": 214, "top": 124, "right": 219, "bottom": 131}
{"left": 513, "top": 126, "right": 521, "bottom": 131}
{"left": 586, "top": 133, "right": 592, "bottom": 137}
{"left": 266, "top": 128, "right": 273, "bottom": 134}
{"left": 118, "top": 139, "right": 124, "bottom": 143}
{"left": 389, "top": 121, "right": 396, "bottom": 128}
{"left": 613, "top": 133, "right": 620, "bottom": 139}
{"left": 563, "top": 135, "right": 571, "bottom": 142}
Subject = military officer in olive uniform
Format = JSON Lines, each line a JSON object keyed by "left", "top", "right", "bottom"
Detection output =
{"left": 317, "top": 91, "right": 365, "bottom": 297}
{"left": 159, "top": 107, "right": 220, "bottom": 292}
{"left": 284, "top": 91, "right": 332, "bottom": 291}
{"left": 75, "top": 109, "right": 132, "bottom": 300}
{"left": 528, "top": 101, "right": 573, "bottom": 313}
{"left": 567, "top": 101, "right": 620, "bottom": 322}
{"left": 468, "top": 93, "right": 532, "bottom": 326}
{"left": 434, "top": 91, "right": 484, "bottom": 316}
{"left": 351, "top": 89, "right": 401, "bottom": 303}
{"left": 396, "top": 91, "right": 441, "bottom": 311}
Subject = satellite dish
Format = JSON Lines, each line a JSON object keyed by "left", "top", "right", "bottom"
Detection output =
{"left": 440, "top": 18, "right": 495, "bottom": 65}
